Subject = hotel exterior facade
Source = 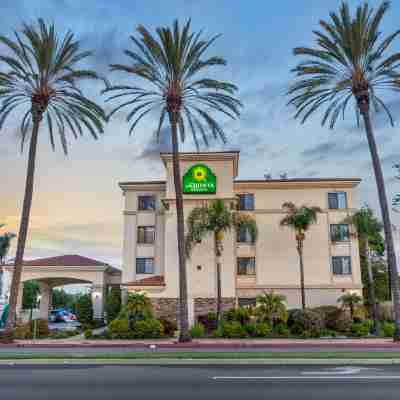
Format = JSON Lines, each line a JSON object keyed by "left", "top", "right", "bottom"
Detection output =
{"left": 120, "top": 151, "right": 362, "bottom": 324}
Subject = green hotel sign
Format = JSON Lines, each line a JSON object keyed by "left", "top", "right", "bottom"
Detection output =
{"left": 183, "top": 164, "right": 217, "bottom": 194}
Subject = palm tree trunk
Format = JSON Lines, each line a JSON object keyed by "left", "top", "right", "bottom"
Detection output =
{"left": 297, "top": 239, "right": 306, "bottom": 310}
{"left": 364, "top": 237, "right": 380, "bottom": 335}
{"left": 169, "top": 113, "right": 190, "bottom": 343}
{"left": 361, "top": 110, "right": 400, "bottom": 341}
{"left": 3, "top": 119, "right": 41, "bottom": 341}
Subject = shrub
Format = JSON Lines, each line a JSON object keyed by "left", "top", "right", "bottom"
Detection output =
{"left": 351, "top": 320, "right": 373, "bottom": 337}
{"left": 198, "top": 312, "right": 218, "bottom": 333}
{"left": 256, "top": 291, "right": 288, "bottom": 326}
{"left": 382, "top": 321, "right": 396, "bottom": 337}
{"left": 224, "top": 307, "right": 251, "bottom": 325}
{"left": 220, "top": 321, "right": 248, "bottom": 338}
{"left": 132, "top": 319, "right": 164, "bottom": 339}
{"left": 14, "top": 323, "right": 33, "bottom": 339}
{"left": 84, "top": 329, "right": 93, "bottom": 339}
{"left": 255, "top": 322, "right": 271, "bottom": 337}
{"left": 288, "top": 309, "right": 323, "bottom": 337}
{"left": 75, "top": 294, "right": 93, "bottom": 324}
{"left": 313, "top": 306, "right": 340, "bottom": 326}
{"left": 274, "top": 323, "right": 289, "bottom": 337}
{"left": 378, "top": 302, "right": 394, "bottom": 322}
{"left": 109, "top": 319, "right": 130, "bottom": 339}
{"left": 159, "top": 318, "right": 177, "bottom": 337}
{"left": 105, "top": 287, "right": 121, "bottom": 323}
{"left": 314, "top": 306, "right": 352, "bottom": 334}
{"left": 320, "top": 328, "right": 337, "bottom": 337}
{"left": 190, "top": 322, "right": 205, "bottom": 338}
{"left": 244, "top": 322, "right": 257, "bottom": 337}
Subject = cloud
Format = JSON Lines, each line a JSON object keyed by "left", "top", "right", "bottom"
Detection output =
{"left": 137, "top": 127, "right": 172, "bottom": 160}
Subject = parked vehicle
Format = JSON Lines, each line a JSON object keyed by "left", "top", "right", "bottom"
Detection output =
{"left": 49, "top": 309, "right": 78, "bottom": 323}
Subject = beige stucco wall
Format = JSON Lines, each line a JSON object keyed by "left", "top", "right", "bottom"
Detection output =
{"left": 120, "top": 152, "right": 362, "bottom": 316}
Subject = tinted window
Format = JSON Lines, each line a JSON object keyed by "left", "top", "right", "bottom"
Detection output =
{"left": 330, "top": 224, "right": 350, "bottom": 242}
{"left": 332, "top": 256, "right": 352, "bottom": 275}
{"left": 237, "top": 226, "right": 255, "bottom": 243}
{"left": 238, "top": 194, "right": 254, "bottom": 211}
{"left": 237, "top": 257, "right": 256, "bottom": 275}
{"left": 138, "top": 195, "right": 156, "bottom": 211}
{"left": 136, "top": 257, "right": 154, "bottom": 274}
{"left": 328, "top": 192, "right": 347, "bottom": 209}
{"left": 137, "top": 226, "right": 155, "bottom": 244}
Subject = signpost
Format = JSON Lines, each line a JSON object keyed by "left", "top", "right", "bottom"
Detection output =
{"left": 183, "top": 164, "right": 217, "bottom": 194}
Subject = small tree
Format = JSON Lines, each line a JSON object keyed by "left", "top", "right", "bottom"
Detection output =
{"left": 256, "top": 291, "right": 288, "bottom": 327}
{"left": 280, "top": 202, "right": 322, "bottom": 309}
{"left": 105, "top": 287, "right": 121, "bottom": 323}
{"left": 338, "top": 292, "right": 362, "bottom": 321}
{"left": 185, "top": 199, "right": 257, "bottom": 324}
{"left": 22, "top": 281, "right": 40, "bottom": 310}
{"left": 75, "top": 294, "right": 93, "bottom": 325}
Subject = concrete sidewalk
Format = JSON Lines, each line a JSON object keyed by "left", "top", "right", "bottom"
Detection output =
{"left": 1, "top": 338, "right": 400, "bottom": 349}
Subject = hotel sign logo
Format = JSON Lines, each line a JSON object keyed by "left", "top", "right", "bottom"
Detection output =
{"left": 183, "top": 164, "right": 217, "bottom": 194}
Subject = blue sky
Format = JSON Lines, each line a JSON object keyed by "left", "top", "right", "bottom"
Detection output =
{"left": 0, "top": 0, "right": 400, "bottom": 266}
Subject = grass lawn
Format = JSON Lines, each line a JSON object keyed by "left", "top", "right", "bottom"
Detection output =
{"left": 0, "top": 351, "right": 399, "bottom": 360}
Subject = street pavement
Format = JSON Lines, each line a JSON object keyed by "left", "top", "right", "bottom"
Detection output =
{"left": 1, "top": 364, "right": 400, "bottom": 399}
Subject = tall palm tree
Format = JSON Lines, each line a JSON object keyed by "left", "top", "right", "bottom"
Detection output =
{"left": 288, "top": 1, "right": 400, "bottom": 340}
{"left": 103, "top": 20, "right": 241, "bottom": 341}
{"left": 0, "top": 19, "right": 106, "bottom": 340}
{"left": 185, "top": 199, "right": 257, "bottom": 324}
{"left": 280, "top": 202, "right": 322, "bottom": 309}
{"left": 338, "top": 292, "right": 363, "bottom": 321}
{"left": 0, "top": 228, "right": 15, "bottom": 299}
{"left": 343, "top": 206, "right": 383, "bottom": 334}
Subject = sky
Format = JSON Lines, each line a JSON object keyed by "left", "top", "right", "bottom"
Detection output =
{"left": 0, "top": 0, "right": 400, "bottom": 268}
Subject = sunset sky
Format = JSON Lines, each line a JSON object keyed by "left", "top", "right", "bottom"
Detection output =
{"left": 1, "top": 0, "right": 400, "bottom": 268}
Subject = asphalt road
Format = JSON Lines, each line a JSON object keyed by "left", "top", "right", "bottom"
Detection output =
{"left": 1, "top": 364, "right": 400, "bottom": 399}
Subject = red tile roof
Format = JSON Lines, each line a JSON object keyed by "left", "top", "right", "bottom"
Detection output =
{"left": 7, "top": 254, "right": 107, "bottom": 267}
{"left": 123, "top": 275, "right": 165, "bottom": 287}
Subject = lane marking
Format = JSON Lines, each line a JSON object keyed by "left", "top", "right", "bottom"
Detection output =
{"left": 302, "top": 367, "right": 380, "bottom": 375}
{"left": 212, "top": 376, "right": 400, "bottom": 380}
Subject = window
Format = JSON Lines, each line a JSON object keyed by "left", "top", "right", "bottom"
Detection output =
{"left": 330, "top": 224, "right": 350, "bottom": 242}
{"left": 138, "top": 195, "right": 156, "bottom": 211}
{"left": 136, "top": 257, "right": 155, "bottom": 274}
{"left": 332, "top": 256, "right": 352, "bottom": 275}
{"left": 237, "top": 226, "right": 255, "bottom": 244}
{"left": 237, "top": 193, "right": 254, "bottom": 211}
{"left": 238, "top": 298, "right": 257, "bottom": 307}
{"left": 137, "top": 226, "right": 155, "bottom": 244}
{"left": 328, "top": 192, "right": 348, "bottom": 209}
{"left": 237, "top": 257, "right": 256, "bottom": 275}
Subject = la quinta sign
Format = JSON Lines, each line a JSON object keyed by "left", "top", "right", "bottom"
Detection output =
{"left": 183, "top": 164, "right": 216, "bottom": 194}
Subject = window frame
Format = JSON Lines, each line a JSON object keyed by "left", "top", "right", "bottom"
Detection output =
{"left": 236, "top": 225, "right": 255, "bottom": 244}
{"left": 332, "top": 256, "right": 352, "bottom": 275}
{"left": 138, "top": 195, "right": 156, "bottom": 211}
{"left": 237, "top": 257, "right": 256, "bottom": 276}
{"left": 237, "top": 193, "right": 255, "bottom": 211}
{"left": 137, "top": 225, "right": 156, "bottom": 244}
{"left": 330, "top": 224, "right": 350, "bottom": 242}
{"left": 136, "top": 257, "right": 155, "bottom": 274}
{"left": 328, "top": 192, "right": 348, "bottom": 210}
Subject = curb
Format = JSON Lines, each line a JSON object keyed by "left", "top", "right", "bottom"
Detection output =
{"left": 1, "top": 358, "right": 400, "bottom": 366}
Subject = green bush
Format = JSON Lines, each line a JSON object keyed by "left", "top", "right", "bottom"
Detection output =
{"left": 244, "top": 322, "right": 257, "bottom": 337}
{"left": 159, "top": 318, "right": 177, "bottom": 337}
{"left": 320, "top": 328, "right": 337, "bottom": 337}
{"left": 75, "top": 294, "right": 93, "bottom": 324}
{"left": 105, "top": 287, "right": 121, "bottom": 323}
{"left": 288, "top": 309, "right": 323, "bottom": 337}
{"left": 220, "top": 321, "right": 248, "bottom": 338}
{"left": 198, "top": 312, "right": 218, "bottom": 332}
{"left": 382, "top": 321, "right": 396, "bottom": 337}
{"left": 351, "top": 320, "right": 373, "bottom": 337}
{"left": 224, "top": 307, "right": 251, "bottom": 325}
{"left": 274, "top": 323, "right": 289, "bottom": 337}
{"left": 109, "top": 319, "right": 130, "bottom": 339}
{"left": 84, "top": 329, "right": 93, "bottom": 339}
{"left": 132, "top": 319, "right": 164, "bottom": 339}
{"left": 255, "top": 322, "right": 271, "bottom": 337}
{"left": 190, "top": 322, "right": 205, "bottom": 338}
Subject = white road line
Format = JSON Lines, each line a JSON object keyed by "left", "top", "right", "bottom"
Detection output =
{"left": 212, "top": 376, "right": 400, "bottom": 380}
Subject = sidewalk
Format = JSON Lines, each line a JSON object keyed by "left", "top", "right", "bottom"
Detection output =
{"left": 2, "top": 338, "right": 400, "bottom": 349}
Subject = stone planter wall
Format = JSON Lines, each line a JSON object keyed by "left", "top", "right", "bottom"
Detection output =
{"left": 194, "top": 297, "right": 236, "bottom": 320}
{"left": 150, "top": 298, "right": 179, "bottom": 323}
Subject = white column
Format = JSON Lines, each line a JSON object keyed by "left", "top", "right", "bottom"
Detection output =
{"left": 38, "top": 282, "right": 51, "bottom": 320}
{"left": 92, "top": 285, "right": 105, "bottom": 320}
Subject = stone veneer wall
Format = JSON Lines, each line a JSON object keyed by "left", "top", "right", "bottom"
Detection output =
{"left": 194, "top": 297, "right": 236, "bottom": 320}
{"left": 150, "top": 298, "right": 179, "bottom": 323}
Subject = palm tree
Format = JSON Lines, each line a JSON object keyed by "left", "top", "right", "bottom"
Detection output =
{"left": 103, "top": 20, "right": 241, "bottom": 341}
{"left": 288, "top": 1, "right": 400, "bottom": 340}
{"left": 185, "top": 199, "right": 257, "bottom": 324}
{"left": 0, "top": 228, "right": 15, "bottom": 300}
{"left": 256, "top": 291, "right": 288, "bottom": 328}
{"left": 344, "top": 206, "right": 383, "bottom": 334}
{"left": 0, "top": 19, "right": 106, "bottom": 340}
{"left": 280, "top": 202, "right": 322, "bottom": 309}
{"left": 338, "top": 292, "right": 363, "bottom": 321}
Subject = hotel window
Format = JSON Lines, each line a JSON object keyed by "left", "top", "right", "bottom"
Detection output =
{"left": 237, "top": 226, "right": 255, "bottom": 244}
{"left": 330, "top": 224, "right": 350, "bottom": 242}
{"left": 328, "top": 192, "right": 348, "bottom": 209}
{"left": 136, "top": 257, "right": 155, "bottom": 274}
{"left": 332, "top": 256, "right": 352, "bottom": 275}
{"left": 138, "top": 195, "right": 156, "bottom": 211}
{"left": 137, "top": 226, "right": 155, "bottom": 244}
{"left": 237, "top": 193, "right": 255, "bottom": 211}
{"left": 237, "top": 257, "right": 256, "bottom": 275}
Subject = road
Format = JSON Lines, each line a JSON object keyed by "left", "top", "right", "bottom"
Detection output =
{"left": 1, "top": 364, "right": 400, "bottom": 399}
